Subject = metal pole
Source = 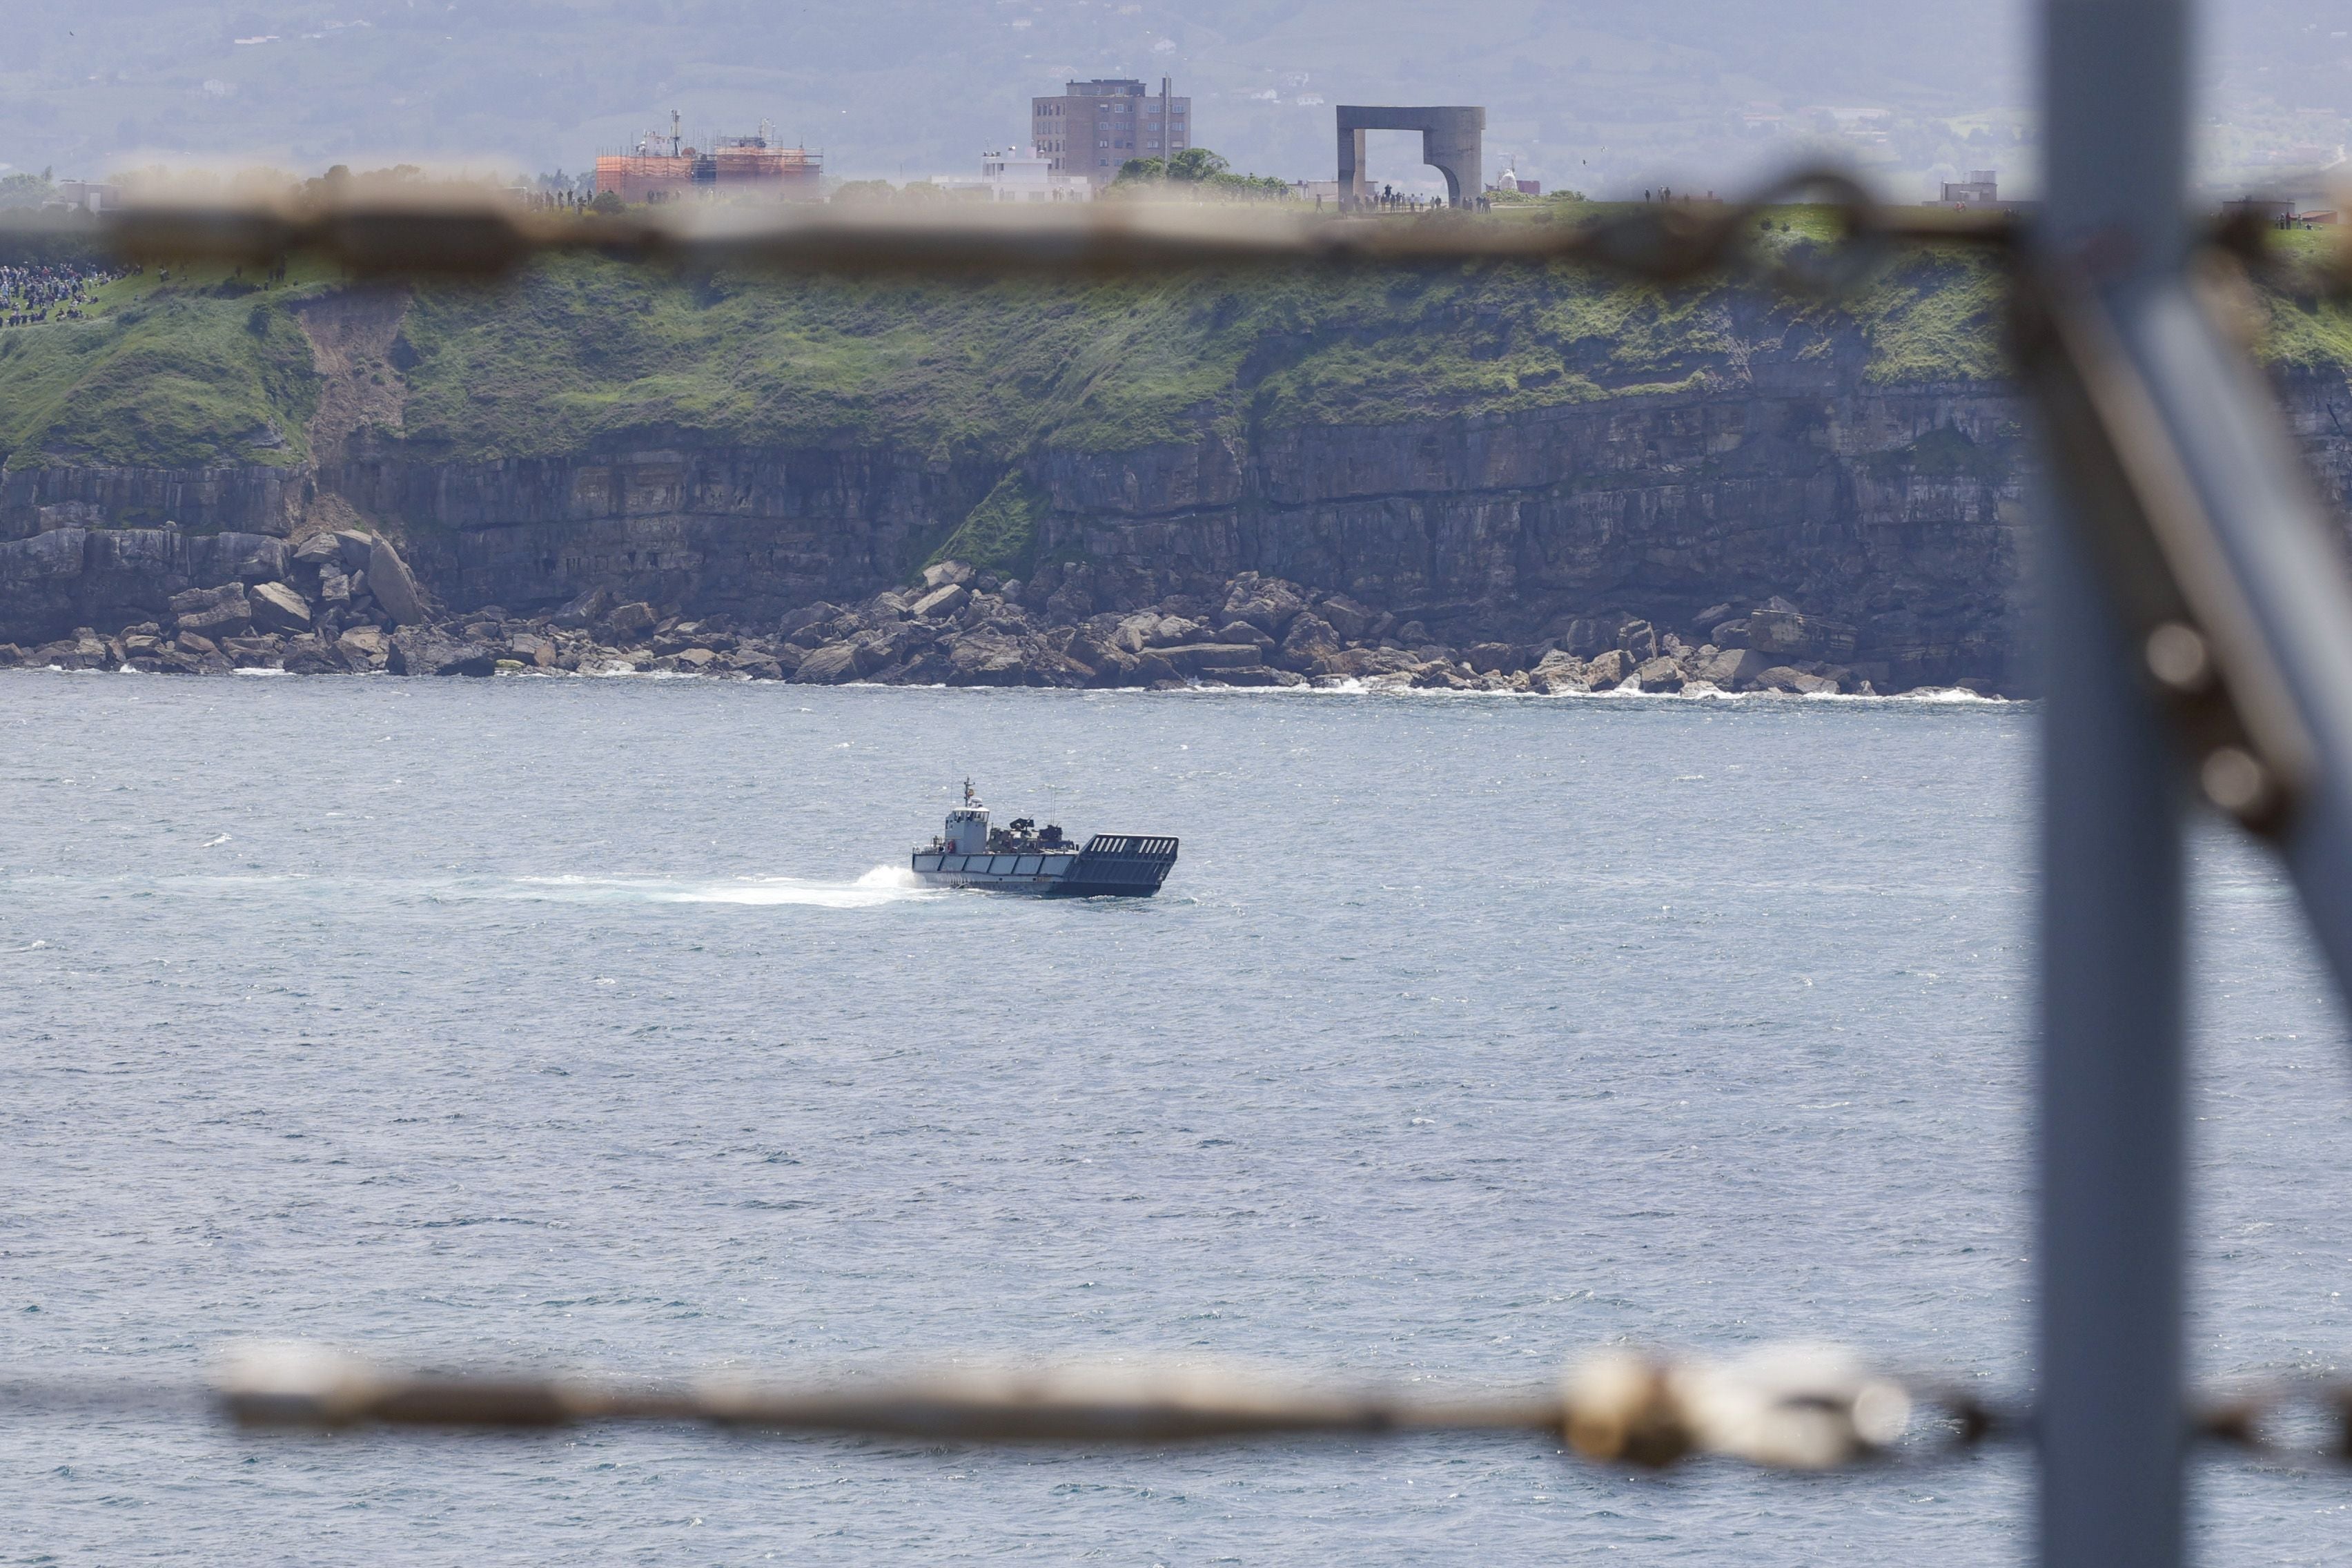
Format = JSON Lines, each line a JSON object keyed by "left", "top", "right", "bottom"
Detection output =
{"left": 2036, "top": 0, "right": 2191, "bottom": 1562}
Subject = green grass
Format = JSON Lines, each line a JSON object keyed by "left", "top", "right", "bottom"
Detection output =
{"left": 0, "top": 262, "right": 319, "bottom": 468}
{"left": 2246, "top": 232, "right": 2352, "bottom": 374}
{"left": 5, "top": 217, "right": 2351, "bottom": 483}
{"left": 929, "top": 471, "right": 1047, "bottom": 574}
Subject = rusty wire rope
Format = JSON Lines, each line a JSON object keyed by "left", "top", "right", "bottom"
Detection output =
{"left": 0, "top": 1341, "right": 1988, "bottom": 1468}
{"left": 1, "top": 1340, "right": 2352, "bottom": 1473}
{"left": 10, "top": 164, "right": 2334, "bottom": 293}
{"left": 0, "top": 1339, "right": 2344, "bottom": 1475}
{"left": 0, "top": 166, "right": 2022, "bottom": 285}
{"left": 23, "top": 1344, "right": 2352, "bottom": 1476}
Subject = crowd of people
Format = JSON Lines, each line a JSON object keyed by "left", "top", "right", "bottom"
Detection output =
{"left": 1358, "top": 184, "right": 1493, "bottom": 213}
{"left": 1, "top": 261, "right": 126, "bottom": 329}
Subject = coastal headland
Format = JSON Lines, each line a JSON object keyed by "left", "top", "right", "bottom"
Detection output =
{"left": 6, "top": 206, "right": 2351, "bottom": 693}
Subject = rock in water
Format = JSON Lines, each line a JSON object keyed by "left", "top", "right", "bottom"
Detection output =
{"left": 1279, "top": 613, "right": 1342, "bottom": 670}
{"left": 507, "top": 634, "right": 556, "bottom": 667}
{"left": 337, "top": 626, "right": 389, "bottom": 667}
{"left": 169, "top": 584, "right": 253, "bottom": 640}
{"left": 385, "top": 627, "right": 488, "bottom": 677}
{"left": 793, "top": 643, "right": 867, "bottom": 683}
{"left": 1582, "top": 648, "right": 1636, "bottom": 690}
{"left": 1159, "top": 643, "right": 1265, "bottom": 674}
{"left": 1685, "top": 646, "right": 1766, "bottom": 691}
{"left": 1464, "top": 642, "right": 1527, "bottom": 674}
{"left": 1526, "top": 649, "right": 1589, "bottom": 694}
{"left": 247, "top": 580, "right": 313, "bottom": 634}
{"left": 1757, "top": 665, "right": 1839, "bottom": 695}
{"left": 282, "top": 636, "right": 345, "bottom": 674}
{"left": 726, "top": 650, "right": 784, "bottom": 679}
{"left": 366, "top": 538, "right": 427, "bottom": 626}
{"left": 1634, "top": 655, "right": 1685, "bottom": 692}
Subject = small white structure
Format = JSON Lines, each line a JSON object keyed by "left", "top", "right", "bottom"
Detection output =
{"left": 1489, "top": 161, "right": 1540, "bottom": 196}
{"left": 941, "top": 145, "right": 1094, "bottom": 202}
{"left": 45, "top": 180, "right": 119, "bottom": 214}
{"left": 1940, "top": 169, "right": 2000, "bottom": 206}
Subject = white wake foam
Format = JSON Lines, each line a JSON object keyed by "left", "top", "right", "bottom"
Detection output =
{"left": 505, "top": 866, "right": 932, "bottom": 909}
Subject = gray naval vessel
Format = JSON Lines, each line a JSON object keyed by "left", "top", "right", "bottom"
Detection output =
{"left": 911, "top": 781, "right": 1179, "bottom": 897}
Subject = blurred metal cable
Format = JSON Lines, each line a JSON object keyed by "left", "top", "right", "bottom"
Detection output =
{"left": 0, "top": 167, "right": 2012, "bottom": 284}
{"left": 17, "top": 1342, "right": 2352, "bottom": 1476}
{"left": 0, "top": 1340, "right": 1993, "bottom": 1471}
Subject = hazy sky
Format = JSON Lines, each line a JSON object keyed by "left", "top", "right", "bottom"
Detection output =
{"left": 0, "top": 0, "right": 2342, "bottom": 197}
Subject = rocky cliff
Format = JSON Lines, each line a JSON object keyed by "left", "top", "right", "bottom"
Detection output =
{"left": 296, "top": 378, "right": 2028, "bottom": 689}
{"left": 6, "top": 231, "right": 2351, "bottom": 693}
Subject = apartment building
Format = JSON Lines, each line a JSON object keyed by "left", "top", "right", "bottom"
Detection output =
{"left": 1031, "top": 77, "right": 1190, "bottom": 185}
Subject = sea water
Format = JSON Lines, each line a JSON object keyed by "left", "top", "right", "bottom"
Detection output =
{"left": 2, "top": 672, "right": 2347, "bottom": 1565}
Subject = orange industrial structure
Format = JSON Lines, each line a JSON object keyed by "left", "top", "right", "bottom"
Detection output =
{"left": 595, "top": 114, "right": 821, "bottom": 204}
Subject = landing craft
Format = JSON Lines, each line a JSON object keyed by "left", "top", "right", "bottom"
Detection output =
{"left": 911, "top": 781, "right": 1178, "bottom": 897}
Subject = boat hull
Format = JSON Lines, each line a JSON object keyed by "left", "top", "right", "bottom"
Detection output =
{"left": 910, "top": 834, "right": 1179, "bottom": 898}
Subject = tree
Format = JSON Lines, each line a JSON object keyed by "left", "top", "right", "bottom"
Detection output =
{"left": 589, "top": 190, "right": 624, "bottom": 216}
{"left": 0, "top": 172, "right": 53, "bottom": 210}
{"left": 1166, "top": 146, "right": 1230, "bottom": 182}
{"left": 1114, "top": 146, "right": 1233, "bottom": 186}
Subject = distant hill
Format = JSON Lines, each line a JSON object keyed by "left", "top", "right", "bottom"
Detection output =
{"left": 0, "top": 0, "right": 2343, "bottom": 202}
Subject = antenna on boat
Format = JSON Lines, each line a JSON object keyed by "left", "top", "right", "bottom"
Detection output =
{"left": 963, "top": 777, "right": 975, "bottom": 805}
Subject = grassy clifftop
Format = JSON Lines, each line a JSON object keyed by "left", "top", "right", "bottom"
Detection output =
{"left": 0, "top": 269, "right": 319, "bottom": 469}
{"left": 385, "top": 204, "right": 2017, "bottom": 462}
{"left": 1, "top": 204, "right": 2342, "bottom": 474}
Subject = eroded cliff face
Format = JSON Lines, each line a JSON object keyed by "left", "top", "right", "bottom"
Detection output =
{"left": 315, "top": 444, "right": 999, "bottom": 627}
{"left": 0, "top": 379, "right": 2040, "bottom": 686}
{"left": 1026, "top": 382, "right": 2032, "bottom": 687}
{"left": 0, "top": 462, "right": 300, "bottom": 541}
{"left": 7, "top": 280, "right": 2348, "bottom": 690}
{"left": 284, "top": 369, "right": 2036, "bottom": 689}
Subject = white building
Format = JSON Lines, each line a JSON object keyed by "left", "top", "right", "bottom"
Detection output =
{"left": 941, "top": 145, "right": 1094, "bottom": 202}
{"left": 45, "top": 180, "right": 119, "bottom": 213}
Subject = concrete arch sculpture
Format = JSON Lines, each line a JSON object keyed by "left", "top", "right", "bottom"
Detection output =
{"left": 1335, "top": 105, "right": 1486, "bottom": 210}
